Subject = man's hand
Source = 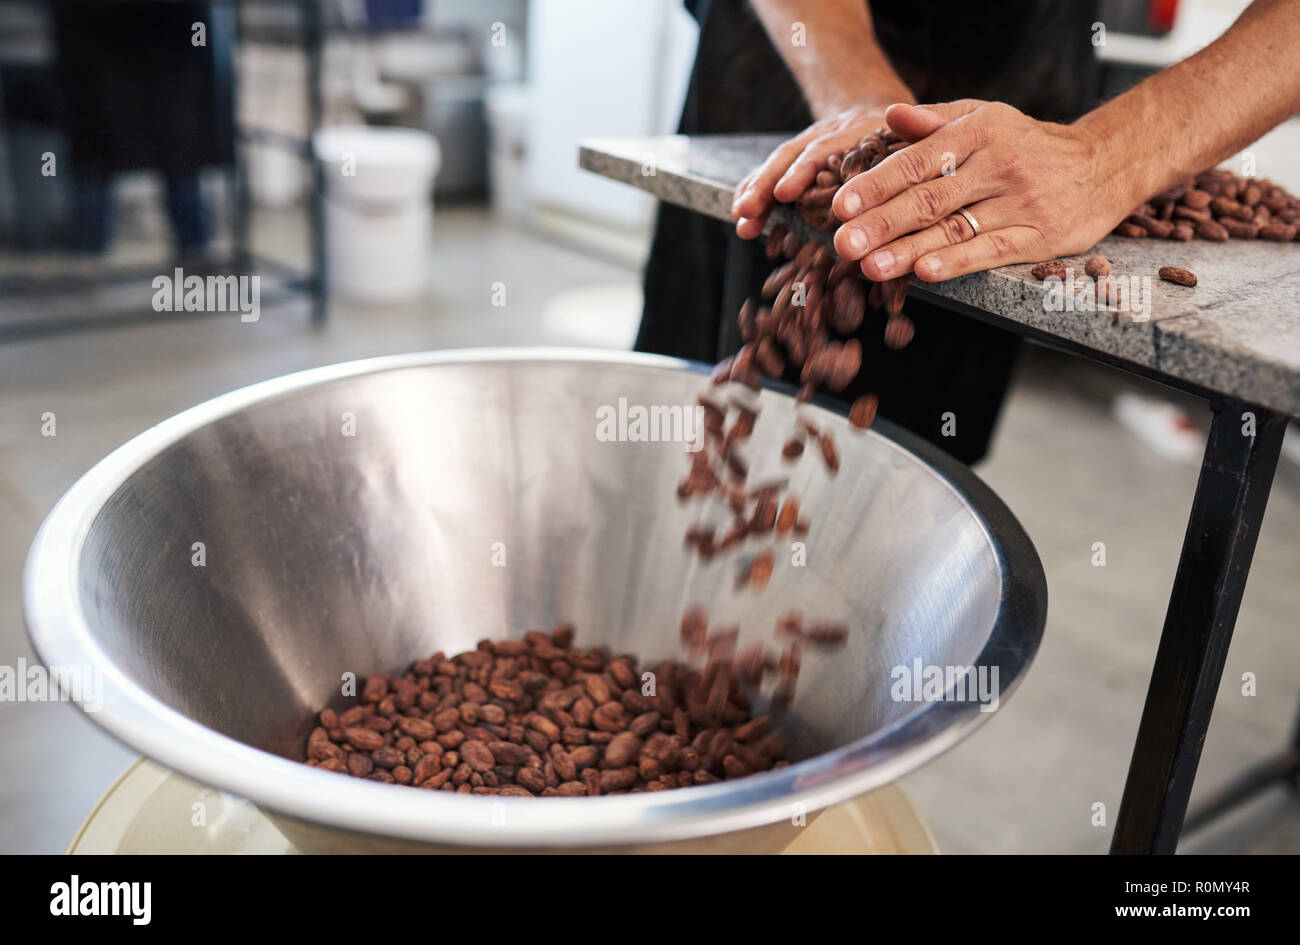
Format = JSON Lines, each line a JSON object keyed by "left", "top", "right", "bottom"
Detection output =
{"left": 731, "top": 106, "right": 893, "bottom": 240}
{"left": 831, "top": 101, "right": 1141, "bottom": 282}
{"left": 732, "top": 0, "right": 915, "bottom": 240}
{"left": 735, "top": 1, "right": 1300, "bottom": 281}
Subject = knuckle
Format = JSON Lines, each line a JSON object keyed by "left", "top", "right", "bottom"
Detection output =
{"left": 941, "top": 214, "right": 969, "bottom": 243}
{"left": 854, "top": 174, "right": 887, "bottom": 210}
{"left": 945, "top": 247, "right": 972, "bottom": 272}
{"left": 995, "top": 151, "right": 1026, "bottom": 180}
{"left": 988, "top": 231, "right": 1020, "bottom": 258}
{"left": 956, "top": 110, "right": 995, "bottom": 149}
{"left": 912, "top": 184, "right": 947, "bottom": 224}
{"left": 983, "top": 100, "right": 1017, "bottom": 121}
{"left": 969, "top": 120, "right": 997, "bottom": 150}
{"left": 869, "top": 212, "right": 895, "bottom": 244}
{"left": 895, "top": 147, "right": 931, "bottom": 186}
{"left": 777, "top": 138, "right": 804, "bottom": 160}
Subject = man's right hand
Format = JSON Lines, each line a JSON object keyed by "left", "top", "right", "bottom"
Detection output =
{"left": 731, "top": 105, "right": 895, "bottom": 240}
{"left": 733, "top": 0, "right": 916, "bottom": 239}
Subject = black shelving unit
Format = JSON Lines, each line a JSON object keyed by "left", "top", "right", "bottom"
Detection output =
{"left": 0, "top": 0, "right": 328, "bottom": 340}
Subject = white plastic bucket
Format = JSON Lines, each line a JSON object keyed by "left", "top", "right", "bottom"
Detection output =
{"left": 312, "top": 125, "right": 441, "bottom": 303}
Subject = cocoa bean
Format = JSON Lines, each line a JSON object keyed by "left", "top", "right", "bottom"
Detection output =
{"left": 883, "top": 314, "right": 914, "bottom": 350}
{"left": 462, "top": 739, "right": 495, "bottom": 772}
{"left": 1158, "top": 266, "right": 1198, "bottom": 287}
{"left": 748, "top": 549, "right": 774, "bottom": 592}
{"left": 342, "top": 727, "right": 383, "bottom": 752}
{"left": 829, "top": 278, "right": 866, "bottom": 333}
{"left": 849, "top": 394, "right": 879, "bottom": 431}
{"left": 603, "top": 732, "right": 642, "bottom": 768}
{"left": 1173, "top": 205, "right": 1210, "bottom": 223}
{"left": 1031, "top": 260, "right": 1068, "bottom": 280}
{"left": 599, "top": 767, "right": 639, "bottom": 792}
{"left": 818, "top": 432, "right": 840, "bottom": 475}
{"left": 1196, "top": 219, "right": 1229, "bottom": 241}
{"left": 591, "top": 702, "right": 628, "bottom": 733}
{"left": 516, "top": 767, "right": 546, "bottom": 793}
{"left": 1221, "top": 219, "right": 1258, "bottom": 239}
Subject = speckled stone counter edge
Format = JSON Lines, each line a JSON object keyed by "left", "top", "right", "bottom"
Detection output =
{"left": 580, "top": 140, "right": 1300, "bottom": 418}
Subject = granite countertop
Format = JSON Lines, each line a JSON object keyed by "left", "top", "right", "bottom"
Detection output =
{"left": 580, "top": 134, "right": 1300, "bottom": 418}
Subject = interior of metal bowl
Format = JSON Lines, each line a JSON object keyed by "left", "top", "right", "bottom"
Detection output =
{"left": 25, "top": 348, "right": 1045, "bottom": 847}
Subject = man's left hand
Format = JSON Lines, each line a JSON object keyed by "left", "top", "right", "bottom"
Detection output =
{"left": 831, "top": 100, "right": 1139, "bottom": 282}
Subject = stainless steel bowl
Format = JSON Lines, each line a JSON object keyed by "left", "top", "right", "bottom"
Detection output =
{"left": 25, "top": 348, "right": 1045, "bottom": 851}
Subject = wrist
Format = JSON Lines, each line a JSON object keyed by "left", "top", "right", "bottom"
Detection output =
{"left": 1073, "top": 110, "right": 1167, "bottom": 221}
{"left": 1073, "top": 102, "right": 1184, "bottom": 213}
{"left": 808, "top": 77, "right": 915, "bottom": 122}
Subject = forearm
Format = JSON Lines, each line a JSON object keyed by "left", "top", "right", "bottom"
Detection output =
{"left": 1078, "top": 0, "right": 1300, "bottom": 208}
{"left": 749, "top": 0, "right": 914, "bottom": 118}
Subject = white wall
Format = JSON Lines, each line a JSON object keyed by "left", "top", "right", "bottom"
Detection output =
{"left": 525, "top": 0, "right": 698, "bottom": 229}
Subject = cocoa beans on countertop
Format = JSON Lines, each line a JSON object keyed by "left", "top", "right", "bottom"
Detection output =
{"left": 1115, "top": 170, "right": 1300, "bottom": 242}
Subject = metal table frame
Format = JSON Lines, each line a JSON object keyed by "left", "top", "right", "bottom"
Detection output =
{"left": 719, "top": 219, "right": 1294, "bottom": 855}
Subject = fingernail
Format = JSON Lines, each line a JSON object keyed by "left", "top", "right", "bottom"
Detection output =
{"left": 841, "top": 191, "right": 862, "bottom": 216}
{"left": 918, "top": 257, "right": 941, "bottom": 278}
{"left": 871, "top": 249, "right": 895, "bottom": 275}
{"left": 844, "top": 227, "right": 868, "bottom": 255}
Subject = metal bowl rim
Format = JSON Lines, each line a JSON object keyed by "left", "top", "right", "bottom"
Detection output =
{"left": 24, "top": 346, "right": 1046, "bottom": 847}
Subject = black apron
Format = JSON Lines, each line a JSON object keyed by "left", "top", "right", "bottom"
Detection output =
{"left": 637, "top": 0, "right": 1101, "bottom": 464}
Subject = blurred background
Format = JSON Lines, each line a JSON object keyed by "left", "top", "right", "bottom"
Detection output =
{"left": 0, "top": 0, "right": 699, "bottom": 337}
{"left": 1, "top": 0, "right": 1298, "bottom": 853}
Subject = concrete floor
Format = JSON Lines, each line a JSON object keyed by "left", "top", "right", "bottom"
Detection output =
{"left": 1, "top": 206, "right": 1297, "bottom": 853}
{"left": 906, "top": 353, "right": 1300, "bottom": 854}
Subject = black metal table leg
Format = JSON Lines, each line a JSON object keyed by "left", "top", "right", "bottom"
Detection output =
{"left": 302, "top": 0, "right": 327, "bottom": 326}
{"left": 1291, "top": 696, "right": 1300, "bottom": 788}
{"left": 1111, "top": 399, "right": 1286, "bottom": 854}
{"left": 230, "top": 0, "right": 252, "bottom": 271}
